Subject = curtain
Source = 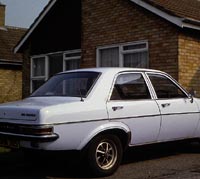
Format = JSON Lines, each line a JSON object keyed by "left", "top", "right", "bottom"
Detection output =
{"left": 33, "top": 57, "right": 45, "bottom": 77}
{"left": 65, "top": 59, "right": 80, "bottom": 71}
{"left": 100, "top": 47, "right": 119, "bottom": 67}
{"left": 124, "top": 51, "right": 148, "bottom": 68}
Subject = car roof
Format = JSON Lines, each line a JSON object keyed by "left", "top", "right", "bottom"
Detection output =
{"left": 59, "top": 67, "right": 164, "bottom": 75}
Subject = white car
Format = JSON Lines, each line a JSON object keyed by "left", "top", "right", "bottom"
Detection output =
{"left": 0, "top": 68, "right": 199, "bottom": 176}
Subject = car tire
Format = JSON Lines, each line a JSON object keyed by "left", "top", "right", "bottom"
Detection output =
{"left": 87, "top": 134, "right": 123, "bottom": 176}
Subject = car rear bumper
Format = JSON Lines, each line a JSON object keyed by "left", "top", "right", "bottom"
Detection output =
{"left": 0, "top": 131, "right": 59, "bottom": 142}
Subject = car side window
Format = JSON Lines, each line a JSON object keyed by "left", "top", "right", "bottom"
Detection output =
{"left": 148, "top": 74, "right": 187, "bottom": 99}
{"left": 110, "top": 73, "right": 151, "bottom": 100}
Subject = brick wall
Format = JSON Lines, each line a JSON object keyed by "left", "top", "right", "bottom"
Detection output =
{"left": 22, "top": 49, "right": 31, "bottom": 98}
{"left": 178, "top": 32, "right": 200, "bottom": 97}
{"left": 0, "top": 69, "right": 22, "bottom": 103}
{"left": 81, "top": 0, "right": 179, "bottom": 79}
{"left": 22, "top": 0, "right": 185, "bottom": 98}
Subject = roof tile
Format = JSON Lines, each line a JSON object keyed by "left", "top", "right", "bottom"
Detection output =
{"left": 143, "top": 0, "right": 200, "bottom": 21}
{"left": 0, "top": 26, "right": 26, "bottom": 63}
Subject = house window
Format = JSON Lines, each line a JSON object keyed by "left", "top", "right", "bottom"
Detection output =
{"left": 97, "top": 41, "right": 149, "bottom": 68}
{"left": 49, "top": 53, "right": 63, "bottom": 78}
{"left": 98, "top": 47, "right": 119, "bottom": 67}
{"left": 31, "top": 50, "right": 81, "bottom": 92}
{"left": 31, "top": 56, "right": 48, "bottom": 92}
{"left": 64, "top": 50, "right": 81, "bottom": 71}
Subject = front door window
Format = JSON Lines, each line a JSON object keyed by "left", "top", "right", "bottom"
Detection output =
{"left": 148, "top": 74, "right": 187, "bottom": 99}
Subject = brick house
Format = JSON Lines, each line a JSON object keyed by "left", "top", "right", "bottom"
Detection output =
{"left": 14, "top": 0, "right": 200, "bottom": 97}
{"left": 0, "top": 4, "right": 26, "bottom": 103}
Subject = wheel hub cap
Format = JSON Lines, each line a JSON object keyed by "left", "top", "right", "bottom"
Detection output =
{"left": 95, "top": 141, "right": 117, "bottom": 170}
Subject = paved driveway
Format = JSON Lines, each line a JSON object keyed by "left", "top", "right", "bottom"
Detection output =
{"left": 1, "top": 142, "right": 200, "bottom": 179}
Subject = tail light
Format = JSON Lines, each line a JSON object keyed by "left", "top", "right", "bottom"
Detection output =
{"left": 19, "top": 126, "right": 54, "bottom": 136}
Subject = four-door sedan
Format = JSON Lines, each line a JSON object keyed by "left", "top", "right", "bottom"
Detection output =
{"left": 0, "top": 68, "right": 199, "bottom": 176}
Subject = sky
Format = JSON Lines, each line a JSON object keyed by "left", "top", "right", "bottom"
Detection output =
{"left": 0, "top": 0, "right": 49, "bottom": 28}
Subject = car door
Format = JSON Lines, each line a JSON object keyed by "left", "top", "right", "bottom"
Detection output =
{"left": 147, "top": 72, "right": 199, "bottom": 141}
{"left": 107, "top": 72, "right": 161, "bottom": 145}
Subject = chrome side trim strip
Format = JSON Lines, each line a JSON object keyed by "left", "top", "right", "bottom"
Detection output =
{"left": 53, "top": 118, "right": 109, "bottom": 125}
{"left": 162, "top": 111, "right": 200, "bottom": 116}
{"left": 0, "top": 118, "right": 37, "bottom": 122}
{"left": 52, "top": 111, "right": 200, "bottom": 125}
{"left": 109, "top": 112, "right": 200, "bottom": 121}
{"left": 0, "top": 112, "right": 199, "bottom": 127}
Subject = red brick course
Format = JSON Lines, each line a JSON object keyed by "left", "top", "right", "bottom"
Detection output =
{"left": 0, "top": 69, "right": 22, "bottom": 103}
{"left": 22, "top": 0, "right": 200, "bottom": 98}
{"left": 179, "top": 32, "right": 200, "bottom": 96}
{"left": 81, "top": 0, "right": 179, "bottom": 79}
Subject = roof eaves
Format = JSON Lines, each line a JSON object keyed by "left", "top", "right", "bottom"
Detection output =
{"left": 0, "top": 59, "right": 22, "bottom": 66}
{"left": 14, "top": 0, "right": 58, "bottom": 54}
{"left": 130, "top": 0, "right": 200, "bottom": 31}
{"left": 182, "top": 18, "right": 200, "bottom": 31}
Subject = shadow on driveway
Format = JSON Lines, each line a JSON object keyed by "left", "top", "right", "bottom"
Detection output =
{"left": 0, "top": 141, "right": 200, "bottom": 179}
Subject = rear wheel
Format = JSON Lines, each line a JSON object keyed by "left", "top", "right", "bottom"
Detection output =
{"left": 87, "top": 134, "right": 123, "bottom": 176}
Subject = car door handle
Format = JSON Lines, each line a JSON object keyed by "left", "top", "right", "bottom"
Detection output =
{"left": 161, "top": 103, "right": 171, "bottom": 108}
{"left": 112, "top": 106, "right": 124, "bottom": 111}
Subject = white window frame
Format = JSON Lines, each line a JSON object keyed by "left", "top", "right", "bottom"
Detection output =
{"left": 96, "top": 40, "right": 149, "bottom": 67}
{"left": 30, "top": 49, "right": 81, "bottom": 93}
{"left": 30, "top": 55, "right": 49, "bottom": 93}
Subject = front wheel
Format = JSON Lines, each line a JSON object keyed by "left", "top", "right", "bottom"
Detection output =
{"left": 87, "top": 134, "right": 123, "bottom": 176}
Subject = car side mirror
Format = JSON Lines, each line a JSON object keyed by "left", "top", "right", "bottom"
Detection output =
{"left": 189, "top": 89, "right": 196, "bottom": 97}
{"left": 188, "top": 93, "right": 194, "bottom": 103}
